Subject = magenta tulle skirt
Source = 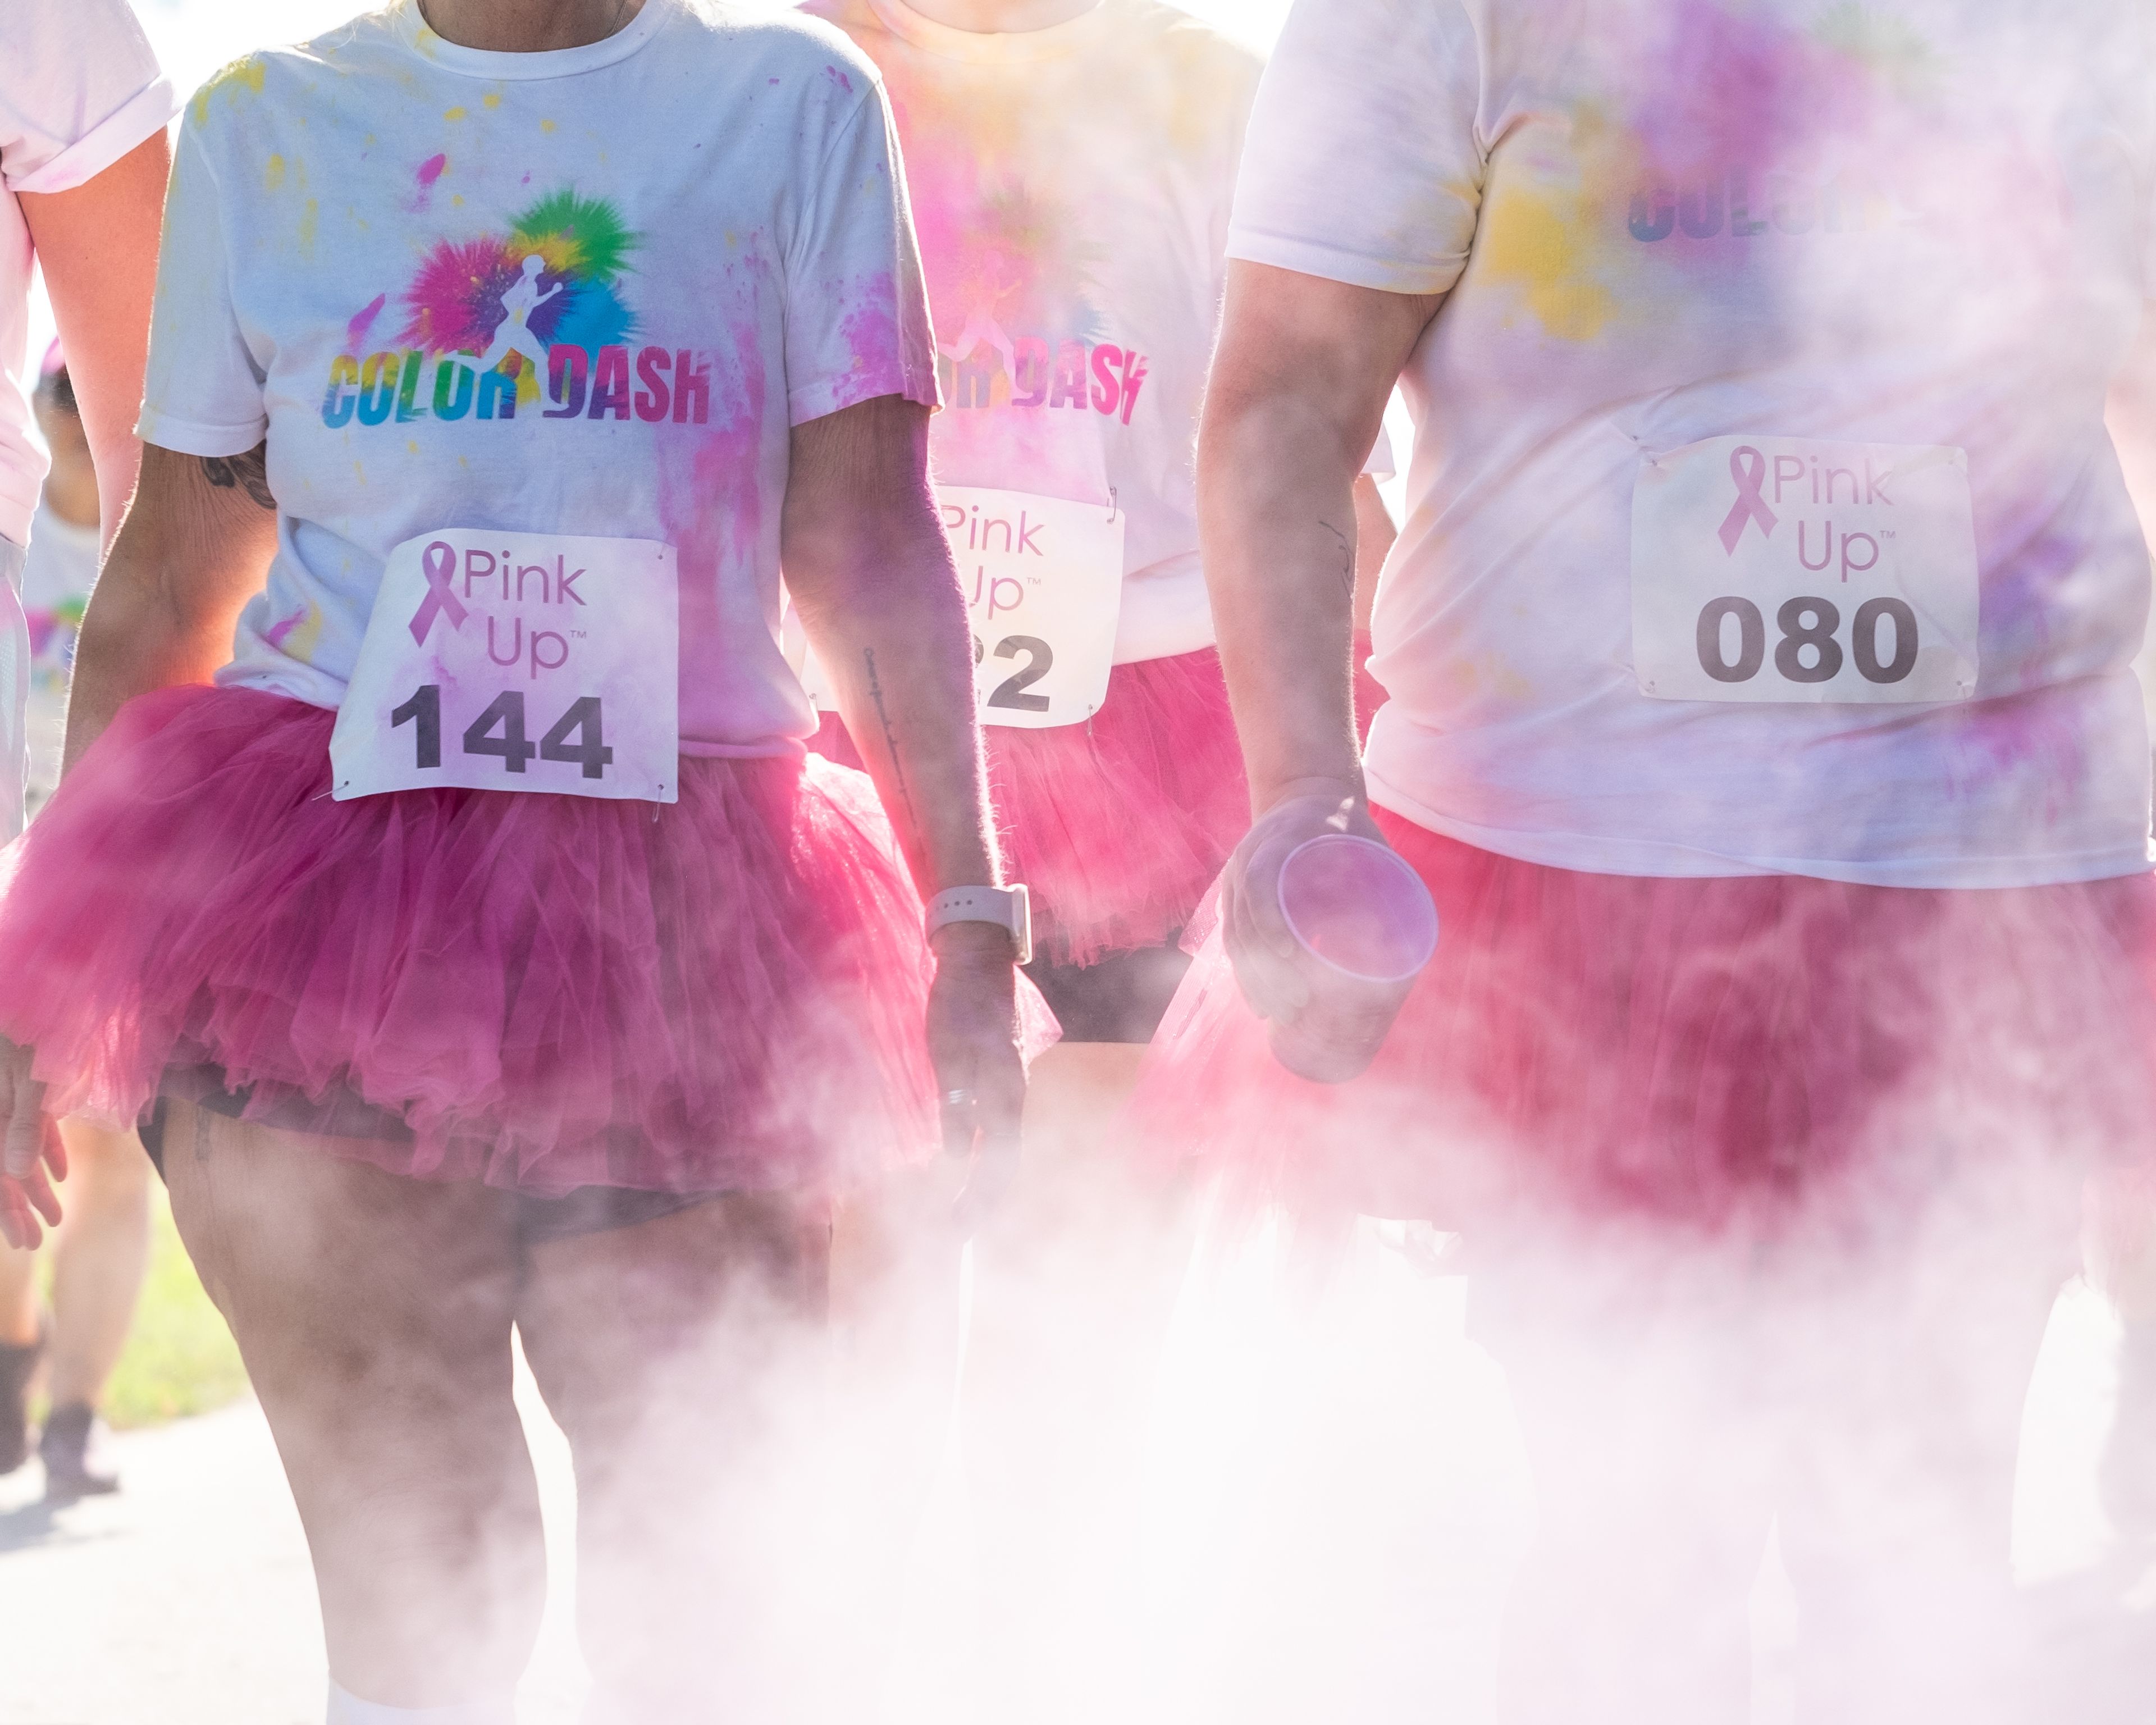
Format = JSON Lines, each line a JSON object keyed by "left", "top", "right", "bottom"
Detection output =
{"left": 0, "top": 684, "right": 1042, "bottom": 1197}
{"left": 1132, "top": 809, "right": 2156, "bottom": 1235}
{"left": 816, "top": 647, "right": 1248, "bottom": 967}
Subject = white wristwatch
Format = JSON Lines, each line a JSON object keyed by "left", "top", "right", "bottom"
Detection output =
{"left": 926, "top": 883, "right": 1032, "bottom": 966}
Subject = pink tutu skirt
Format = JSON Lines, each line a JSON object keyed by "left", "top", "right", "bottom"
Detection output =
{"left": 1133, "top": 810, "right": 2156, "bottom": 1235}
{"left": 0, "top": 684, "right": 1026, "bottom": 1197}
{"left": 817, "top": 648, "right": 1248, "bottom": 967}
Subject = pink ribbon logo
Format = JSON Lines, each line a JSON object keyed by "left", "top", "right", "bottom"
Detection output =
{"left": 409, "top": 540, "right": 468, "bottom": 645}
{"left": 1718, "top": 445, "right": 1778, "bottom": 554}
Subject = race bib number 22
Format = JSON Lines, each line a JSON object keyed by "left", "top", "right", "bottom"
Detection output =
{"left": 1632, "top": 435, "right": 1979, "bottom": 704}
{"left": 331, "top": 528, "right": 678, "bottom": 803}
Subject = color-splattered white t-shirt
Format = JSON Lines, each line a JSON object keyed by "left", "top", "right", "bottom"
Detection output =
{"left": 141, "top": 0, "right": 937, "bottom": 757}
{"left": 20, "top": 498, "right": 98, "bottom": 803}
{"left": 0, "top": 0, "right": 175, "bottom": 553}
{"left": 803, "top": 0, "right": 1260, "bottom": 664}
{"left": 1236, "top": 0, "right": 2156, "bottom": 887}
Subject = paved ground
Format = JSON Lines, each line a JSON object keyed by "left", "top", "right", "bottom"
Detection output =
{"left": 2, "top": 1240, "right": 2151, "bottom": 1724}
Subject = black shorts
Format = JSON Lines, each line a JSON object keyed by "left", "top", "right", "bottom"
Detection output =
{"left": 138, "top": 1066, "right": 716, "bottom": 1245}
{"left": 1023, "top": 938, "right": 1193, "bottom": 1046}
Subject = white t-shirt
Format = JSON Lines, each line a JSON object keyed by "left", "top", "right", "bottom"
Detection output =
{"left": 20, "top": 499, "right": 97, "bottom": 801}
{"left": 801, "top": 0, "right": 1260, "bottom": 665}
{"left": 0, "top": 1, "right": 175, "bottom": 550}
{"left": 144, "top": 0, "right": 937, "bottom": 757}
{"left": 1235, "top": 0, "right": 2156, "bottom": 888}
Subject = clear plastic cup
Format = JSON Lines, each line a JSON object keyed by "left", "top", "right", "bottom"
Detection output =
{"left": 1267, "top": 833, "right": 1440, "bottom": 1084}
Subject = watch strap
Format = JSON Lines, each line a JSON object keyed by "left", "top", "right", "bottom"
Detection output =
{"left": 926, "top": 883, "right": 1032, "bottom": 967}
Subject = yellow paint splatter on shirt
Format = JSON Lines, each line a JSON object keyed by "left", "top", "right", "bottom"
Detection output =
{"left": 540, "top": 118, "right": 556, "bottom": 133}
{"left": 1481, "top": 183, "right": 1616, "bottom": 343}
{"left": 444, "top": 106, "right": 468, "bottom": 122}
{"left": 190, "top": 56, "right": 266, "bottom": 125}
{"left": 264, "top": 154, "right": 286, "bottom": 191}
{"left": 273, "top": 602, "right": 325, "bottom": 664}
{"left": 299, "top": 198, "right": 319, "bottom": 256}
{"left": 483, "top": 92, "right": 502, "bottom": 109}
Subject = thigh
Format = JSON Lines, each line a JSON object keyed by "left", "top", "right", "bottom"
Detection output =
{"left": 163, "top": 1101, "right": 539, "bottom": 1703}
{"left": 517, "top": 1192, "right": 832, "bottom": 1719}
{"left": 53, "top": 1116, "right": 152, "bottom": 1206}
{"left": 517, "top": 1189, "right": 828, "bottom": 1448}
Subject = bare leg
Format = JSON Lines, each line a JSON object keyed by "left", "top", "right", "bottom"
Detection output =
{"left": 163, "top": 1101, "right": 543, "bottom": 1707}
{"left": 517, "top": 1191, "right": 831, "bottom": 1724}
{"left": 0, "top": 1211, "right": 38, "bottom": 1349}
{"left": 45, "top": 1117, "right": 152, "bottom": 1409}
{"left": 965, "top": 1040, "right": 1194, "bottom": 1723}
{"left": 0, "top": 1199, "right": 39, "bottom": 1473}
{"left": 1486, "top": 1257, "right": 1770, "bottom": 1725}
{"left": 826, "top": 1165, "right": 965, "bottom": 1712}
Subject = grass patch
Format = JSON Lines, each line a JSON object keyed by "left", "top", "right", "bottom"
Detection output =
{"left": 98, "top": 1186, "right": 249, "bottom": 1430}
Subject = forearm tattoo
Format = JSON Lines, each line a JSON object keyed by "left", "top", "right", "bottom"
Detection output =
{"left": 864, "top": 648, "right": 920, "bottom": 827}
{"left": 202, "top": 442, "right": 275, "bottom": 510}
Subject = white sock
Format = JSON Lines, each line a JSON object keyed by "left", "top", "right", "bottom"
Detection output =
{"left": 326, "top": 1681, "right": 517, "bottom": 1724}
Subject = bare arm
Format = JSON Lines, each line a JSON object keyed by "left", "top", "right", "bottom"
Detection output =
{"left": 62, "top": 443, "right": 279, "bottom": 774}
{"left": 20, "top": 129, "right": 172, "bottom": 549}
{"left": 2107, "top": 307, "right": 2156, "bottom": 538}
{"left": 782, "top": 393, "right": 1023, "bottom": 1196}
{"left": 3, "top": 442, "right": 272, "bottom": 1239}
{"left": 1351, "top": 471, "right": 1397, "bottom": 636}
{"left": 1202, "top": 262, "right": 1436, "bottom": 812}
{"left": 1200, "top": 262, "right": 1438, "bottom": 1017}
{"left": 783, "top": 394, "right": 998, "bottom": 898}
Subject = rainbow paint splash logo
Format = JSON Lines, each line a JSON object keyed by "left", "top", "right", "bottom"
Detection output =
{"left": 323, "top": 186, "right": 711, "bottom": 429}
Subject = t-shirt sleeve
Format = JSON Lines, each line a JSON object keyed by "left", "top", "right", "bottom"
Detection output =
{"left": 1363, "top": 418, "right": 1399, "bottom": 482}
{"left": 136, "top": 121, "right": 267, "bottom": 457}
{"left": 0, "top": 0, "right": 176, "bottom": 196}
{"left": 1228, "top": 0, "right": 1486, "bottom": 298}
{"left": 781, "top": 77, "right": 939, "bottom": 427}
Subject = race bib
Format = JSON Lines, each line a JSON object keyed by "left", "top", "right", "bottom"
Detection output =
{"left": 1632, "top": 435, "right": 1979, "bottom": 704}
{"left": 947, "top": 487, "right": 1124, "bottom": 729}
{"left": 797, "top": 487, "right": 1125, "bottom": 730}
{"left": 331, "top": 528, "right": 678, "bottom": 804}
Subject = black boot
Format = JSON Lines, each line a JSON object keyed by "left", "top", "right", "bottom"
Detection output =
{"left": 39, "top": 1401, "right": 118, "bottom": 1501}
{"left": 0, "top": 1325, "right": 43, "bottom": 1475}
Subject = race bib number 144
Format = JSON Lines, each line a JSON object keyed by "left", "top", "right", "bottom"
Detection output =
{"left": 331, "top": 528, "right": 679, "bottom": 804}
{"left": 1632, "top": 435, "right": 1979, "bottom": 705}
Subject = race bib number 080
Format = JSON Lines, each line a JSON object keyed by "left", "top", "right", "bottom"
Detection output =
{"left": 331, "top": 528, "right": 679, "bottom": 804}
{"left": 1632, "top": 435, "right": 1979, "bottom": 705}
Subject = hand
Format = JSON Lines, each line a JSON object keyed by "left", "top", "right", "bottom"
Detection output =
{"left": 926, "top": 922, "right": 1026, "bottom": 1229}
{"left": 0, "top": 1037, "right": 65, "bottom": 1251}
{"left": 1222, "top": 778, "right": 1389, "bottom": 1023}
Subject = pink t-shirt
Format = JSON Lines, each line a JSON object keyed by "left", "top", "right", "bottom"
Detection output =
{"left": 142, "top": 0, "right": 937, "bottom": 757}
{"left": 0, "top": 0, "right": 176, "bottom": 550}
{"left": 1235, "top": 0, "right": 2156, "bottom": 888}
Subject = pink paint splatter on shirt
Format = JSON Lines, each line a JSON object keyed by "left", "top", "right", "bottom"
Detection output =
{"left": 406, "top": 151, "right": 449, "bottom": 213}
{"left": 830, "top": 272, "right": 919, "bottom": 416}
{"left": 345, "top": 293, "right": 387, "bottom": 356}
{"left": 263, "top": 604, "right": 309, "bottom": 649}
{"left": 823, "top": 64, "right": 853, "bottom": 95}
